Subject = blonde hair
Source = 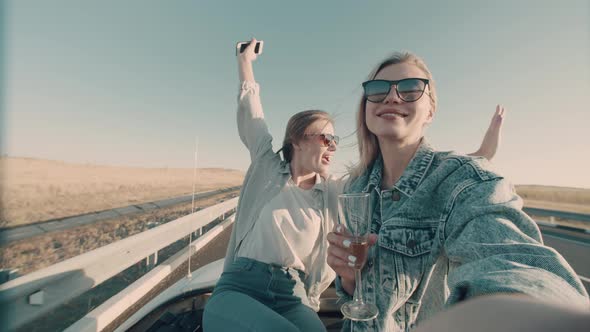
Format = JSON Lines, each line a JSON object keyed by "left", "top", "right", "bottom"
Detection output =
{"left": 279, "top": 110, "right": 333, "bottom": 163}
{"left": 350, "top": 51, "right": 437, "bottom": 178}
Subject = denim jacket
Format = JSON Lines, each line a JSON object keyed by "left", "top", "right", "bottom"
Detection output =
{"left": 335, "top": 139, "right": 589, "bottom": 331}
{"left": 224, "top": 81, "right": 338, "bottom": 311}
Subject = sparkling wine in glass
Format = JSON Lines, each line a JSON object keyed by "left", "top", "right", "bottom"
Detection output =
{"left": 338, "top": 193, "right": 379, "bottom": 321}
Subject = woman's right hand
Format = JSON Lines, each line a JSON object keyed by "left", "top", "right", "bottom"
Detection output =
{"left": 477, "top": 104, "right": 506, "bottom": 160}
{"left": 237, "top": 38, "right": 258, "bottom": 82}
{"left": 327, "top": 224, "right": 378, "bottom": 295}
{"left": 237, "top": 38, "right": 259, "bottom": 63}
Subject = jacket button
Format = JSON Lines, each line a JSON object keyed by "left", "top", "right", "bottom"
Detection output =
{"left": 407, "top": 239, "right": 417, "bottom": 249}
{"left": 392, "top": 191, "right": 401, "bottom": 201}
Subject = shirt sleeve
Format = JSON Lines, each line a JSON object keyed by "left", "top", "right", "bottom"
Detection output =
{"left": 444, "top": 176, "right": 590, "bottom": 309}
{"left": 236, "top": 80, "right": 274, "bottom": 161}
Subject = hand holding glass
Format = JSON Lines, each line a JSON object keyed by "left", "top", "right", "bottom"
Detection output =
{"left": 338, "top": 193, "right": 379, "bottom": 321}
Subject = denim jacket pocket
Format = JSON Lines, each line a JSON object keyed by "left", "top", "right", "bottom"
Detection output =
{"left": 379, "top": 221, "right": 438, "bottom": 256}
{"left": 377, "top": 221, "right": 438, "bottom": 297}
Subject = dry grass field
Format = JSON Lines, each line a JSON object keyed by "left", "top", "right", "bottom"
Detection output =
{"left": 1, "top": 157, "right": 588, "bottom": 229}
{"left": 515, "top": 185, "right": 590, "bottom": 214}
{"left": 0, "top": 191, "right": 237, "bottom": 275}
{"left": 0, "top": 157, "right": 244, "bottom": 228}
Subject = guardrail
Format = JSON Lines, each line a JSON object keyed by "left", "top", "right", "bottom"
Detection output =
{"left": 0, "top": 197, "right": 239, "bottom": 331}
{"left": 66, "top": 215, "right": 236, "bottom": 332}
{"left": 522, "top": 207, "right": 590, "bottom": 224}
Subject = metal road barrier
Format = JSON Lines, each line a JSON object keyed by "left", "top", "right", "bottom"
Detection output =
{"left": 0, "top": 197, "right": 239, "bottom": 331}
{"left": 523, "top": 207, "right": 590, "bottom": 224}
{"left": 65, "top": 216, "right": 236, "bottom": 332}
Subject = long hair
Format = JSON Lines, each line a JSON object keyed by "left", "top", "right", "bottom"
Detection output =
{"left": 349, "top": 51, "right": 438, "bottom": 178}
{"left": 278, "top": 110, "right": 333, "bottom": 163}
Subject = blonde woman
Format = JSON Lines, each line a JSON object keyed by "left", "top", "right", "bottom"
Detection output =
{"left": 326, "top": 52, "right": 589, "bottom": 331}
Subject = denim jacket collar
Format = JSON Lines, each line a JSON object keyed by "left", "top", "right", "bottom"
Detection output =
{"left": 363, "top": 138, "right": 435, "bottom": 197}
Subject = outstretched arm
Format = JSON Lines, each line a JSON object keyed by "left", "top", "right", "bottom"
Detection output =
{"left": 468, "top": 105, "right": 506, "bottom": 160}
{"left": 235, "top": 39, "right": 273, "bottom": 161}
{"left": 444, "top": 174, "right": 589, "bottom": 309}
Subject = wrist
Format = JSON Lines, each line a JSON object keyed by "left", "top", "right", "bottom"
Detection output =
{"left": 237, "top": 57, "right": 252, "bottom": 66}
{"left": 238, "top": 59, "right": 254, "bottom": 82}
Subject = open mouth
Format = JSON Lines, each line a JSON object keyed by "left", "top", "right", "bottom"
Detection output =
{"left": 321, "top": 154, "right": 332, "bottom": 164}
{"left": 377, "top": 109, "right": 408, "bottom": 118}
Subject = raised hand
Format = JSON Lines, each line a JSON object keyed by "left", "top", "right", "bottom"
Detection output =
{"left": 237, "top": 38, "right": 259, "bottom": 63}
{"left": 237, "top": 38, "right": 260, "bottom": 83}
{"left": 470, "top": 104, "right": 506, "bottom": 160}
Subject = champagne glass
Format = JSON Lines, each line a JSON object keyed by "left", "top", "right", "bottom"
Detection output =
{"left": 338, "top": 193, "right": 379, "bottom": 321}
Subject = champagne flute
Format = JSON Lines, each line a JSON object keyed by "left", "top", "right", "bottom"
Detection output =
{"left": 338, "top": 193, "right": 379, "bottom": 321}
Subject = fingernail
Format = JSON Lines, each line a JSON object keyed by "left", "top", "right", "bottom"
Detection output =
{"left": 343, "top": 239, "right": 351, "bottom": 248}
{"left": 336, "top": 225, "right": 342, "bottom": 233}
{"left": 348, "top": 255, "right": 357, "bottom": 263}
{"left": 348, "top": 262, "right": 355, "bottom": 267}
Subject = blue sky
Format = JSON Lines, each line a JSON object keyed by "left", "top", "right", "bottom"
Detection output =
{"left": 3, "top": 1, "right": 589, "bottom": 188}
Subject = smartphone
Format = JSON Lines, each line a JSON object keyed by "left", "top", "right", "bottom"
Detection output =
{"left": 236, "top": 40, "right": 264, "bottom": 56}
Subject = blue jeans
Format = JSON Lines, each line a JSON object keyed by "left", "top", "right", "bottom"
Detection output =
{"left": 203, "top": 257, "right": 326, "bottom": 332}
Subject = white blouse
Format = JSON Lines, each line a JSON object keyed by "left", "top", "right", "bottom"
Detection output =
{"left": 236, "top": 174, "right": 325, "bottom": 273}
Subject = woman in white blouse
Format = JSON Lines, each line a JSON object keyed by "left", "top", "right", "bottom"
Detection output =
{"left": 202, "top": 39, "right": 340, "bottom": 332}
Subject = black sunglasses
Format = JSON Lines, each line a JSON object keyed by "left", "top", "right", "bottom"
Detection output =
{"left": 362, "top": 78, "right": 429, "bottom": 103}
{"left": 304, "top": 133, "right": 340, "bottom": 147}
